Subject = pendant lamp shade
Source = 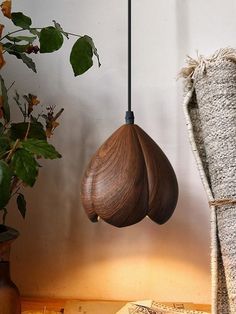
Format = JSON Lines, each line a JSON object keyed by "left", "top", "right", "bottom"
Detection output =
{"left": 81, "top": 124, "right": 178, "bottom": 227}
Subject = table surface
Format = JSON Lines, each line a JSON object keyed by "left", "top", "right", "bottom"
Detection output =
{"left": 21, "top": 297, "right": 211, "bottom": 313}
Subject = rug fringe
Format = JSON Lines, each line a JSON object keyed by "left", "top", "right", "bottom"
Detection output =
{"left": 179, "top": 48, "right": 236, "bottom": 89}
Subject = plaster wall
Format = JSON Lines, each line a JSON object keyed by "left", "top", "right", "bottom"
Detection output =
{"left": 3, "top": 0, "right": 236, "bottom": 304}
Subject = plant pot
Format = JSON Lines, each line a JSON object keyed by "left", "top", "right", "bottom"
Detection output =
{"left": 0, "top": 225, "right": 21, "bottom": 314}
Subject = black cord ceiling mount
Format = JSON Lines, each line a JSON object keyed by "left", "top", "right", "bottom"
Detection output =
{"left": 80, "top": 0, "right": 178, "bottom": 228}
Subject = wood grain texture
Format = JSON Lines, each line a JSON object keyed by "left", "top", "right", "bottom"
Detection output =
{"left": 81, "top": 124, "right": 178, "bottom": 227}
{"left": 134, "top": 125, "right": 178, "bottom": 224}
{"left": 21, "top": 298, "right": 211, "bottom": 313}
{"left": 21, "top": 297, "right": 66, "bottom": 311}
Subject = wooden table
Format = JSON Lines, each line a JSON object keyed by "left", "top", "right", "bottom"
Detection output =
{"left": 21, "top": 297, "right": 211, "bottom": 313}
{"left": 21, "top": 298, "right": 65, "bottom": 312}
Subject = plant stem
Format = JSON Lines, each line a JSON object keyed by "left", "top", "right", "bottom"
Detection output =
{"left": 2, "top": 208, "right": 7, "bottom": 225}
{"left": 5, "top": 139, "right": 20, "bottom": 163}
{"left": 24, "top": 121, "right": 31, "bottom": 140}
{"left": 7, "top": 81, "right": 15, "bottom": 91}
{"left": 24, "top": 103, "right": 26, "bottom": 122}
{"left": 0, "top": 29, "right": 23, "bottom": 41}
{"left": 0, "top": 149, "right": 11, "bottom": 159}
{"left": 10, "top": 184, "right": 22, "bottom": 199}
{"left": 0, "top": 27, "right": 82, "bottom": 42}
{"left": 66, "top": 32, "right": 81, "bottom": 38}
{"left": 3, "top": 121, "right": 10, "bottom": 130}
{"left": 10, "top": 176, "right": 20, "bottom": 193}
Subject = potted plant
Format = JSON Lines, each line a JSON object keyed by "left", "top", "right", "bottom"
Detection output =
{"left": 0, "top": 1, "right": 100, "bottom": 312}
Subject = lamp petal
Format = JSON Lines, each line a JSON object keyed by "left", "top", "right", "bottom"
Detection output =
{"left": 133, "top": 125, "right": 178, "bottom": 224}
{"left": 81, "top": 125, "right": 149, "bottom": 227}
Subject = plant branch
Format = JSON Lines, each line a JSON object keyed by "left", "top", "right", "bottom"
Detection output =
{"left": 23, "top": 103, "right": 27, "bottom": 122}
{"left": 66, "top": 32, "right": 82, "bottom": 38}
{"left": 10, "top": 182, "right": 22, "bottom": 198}
{"left": 7, "top": 81, "right": 15, "bottom": 91}
{"left": 5, "top": 139, "right": 20, "bottom": 163}
{"left": 0, "top": 149, "right": 11, "bottom": 159}
{"left": 2, "top": 208, "right": 7, "bottom": 225}
{"left": 0, "top": 29, "right": 24, "bottom": 41}
{"left": 10, "top": 176, "right": 20, "bottom": 193}
{"left": 24, "top": 120, "right": 31, "bottom": 140}
{"left": 3, "top": 121, "right": 10, "bottom": 131}
{"left": 0, "top": 27, "right": 82, "bottom": 42}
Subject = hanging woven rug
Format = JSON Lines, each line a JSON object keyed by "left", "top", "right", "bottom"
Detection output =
{"left": 181, "top": 48, "right": 236, "bottom": 314}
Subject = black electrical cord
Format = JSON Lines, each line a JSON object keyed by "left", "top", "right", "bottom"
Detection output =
{"left": 128, "top": 0, "right": 131, "bottom": 112}
{"left": 125, "top": 0, "right": 134, "bottom": 124}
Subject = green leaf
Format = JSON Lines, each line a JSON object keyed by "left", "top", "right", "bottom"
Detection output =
{"left": 22, "top": 139, "right": 61, "bottom": 159}
{"left": 11, "top": 148, "right": 38, "bottom": 186}
{"left": 9, "top": 122, "right": 46, "bottom": 141}
{"left": 70, "top": 36, "right": 93, "bottom": 76}
{"left": 30, "top": 29, "right": 40, "bottom": 37}
{"left": 3, "top": 44, "right": 37, "bottom": 73}
{"left": 16, "top": 193, "right": 26, "bottom": 219}
{"left": 6, "top": 35, "right": 36, "bottom": 44}
{"left": 0, "top": 136, "right": 10, "bottom": 156}
{"left": 20, "top": 53, "right": 37, "bottom": 73}
{"left": 84, "top": 35, "right": 101, "bottom": 67}
{"left": 3, "top": 42, "right": 29, "bottom": 53}
{"left": 0, "top": 76, "right": 10, "bottom": 123}
{"left": 53, "top": 20, "right": 69, "bottom": 39}
{"left": 11, "top": 12, "right": 32, "bottom": 29}
{"left": 0, "top": 161, "right": 12, "bottom": 209}
{"left": 39, "top": 26, "right": 64, "bottom": 53}
{"left": 5, "top": 36, "right": 21, "bottom": 43}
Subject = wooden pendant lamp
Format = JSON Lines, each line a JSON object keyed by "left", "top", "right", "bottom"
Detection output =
{"left": 80, "top": 0, "right": 178, "bottom": 228}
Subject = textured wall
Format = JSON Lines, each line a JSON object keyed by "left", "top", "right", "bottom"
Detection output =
{"left": 3, "top": 0, "right": 235, "bottom": 304}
